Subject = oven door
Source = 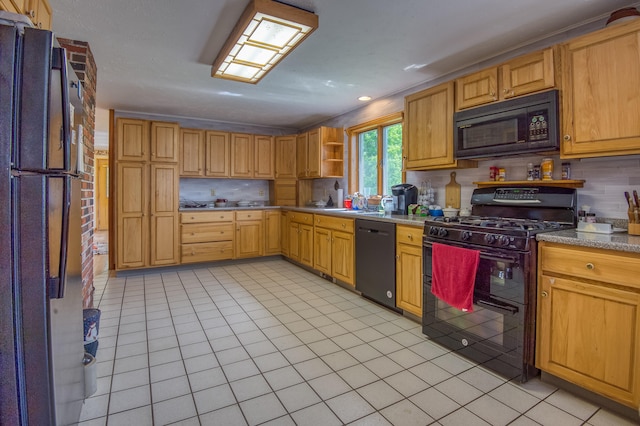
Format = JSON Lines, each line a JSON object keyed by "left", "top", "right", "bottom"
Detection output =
{"left": 422, "top": 240, "right": 534, "bottom": 381}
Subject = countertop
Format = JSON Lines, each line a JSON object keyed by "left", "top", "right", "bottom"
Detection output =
{"left": 537, "top": 229, "right": 640, "bottom": 254}
{"left": 281, "top": 207, "right": 428, "bottom": 227}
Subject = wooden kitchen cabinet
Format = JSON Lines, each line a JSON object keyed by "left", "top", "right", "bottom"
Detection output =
{"left": 205, "top": 130, "right": 230, "bottom": 177}
{"left": 179, "top": 128, "right": 204, "bottom": 176}
{"left": 536, "top": 241, "right": 640, "bottom": 409}
{"left": 272, "top": 178, "right": 297, "bottom": 206}
{"left": 180, "top": 211, "right": 234, "bottom": 263}
{"left": 149, "top": 164, "right": 179, "bottom": 265}
{"left": 115, "top": 118, "right": 179, "bottom": 270}
{"left": 297, "top": 126, "right": 343, "bottom": 178}
{"left": 275, "top": 134, "right": 297, "bottom": 178}
{"left": 404, "top": 82, "right": 475, "bottom": 170}
{"left": 264, "top": 210, "right": 281, "bottom": 255}
{"left": 287, "top": 211, "right": 313, "bottom": 267}
{"left": 313, "top": 214, "right": 355, "bottom": 286}
{"left": 560, "top": 20, "right": 640, "bottom": 158}
{"left": 26, "top": 0, "right": 51, "bottom": 29}
{"left": 280, "top": 211, "right": 289, "bottom": 257}
{"left": 116, "top": 118, "right": 149, "bottom": 162}
{"left": 230, "top": 133, "right": 254, "bottom": 178}
{"left": 395, "top": 225, "right": 423, "bottom": 317}
{"left": 0, "top": 0, "right": 25, "bottom": 14}
{"left": 235, "top": 210, "right": 264, "bottom": 258}
{"left": 254, "top": 135, "right": 275, "bottom": 179}
{"left": 455, "top": 47, "right": 556, "bottom": 110}
{"left": 150, "top": 121, "right": 179, "bottom": 163}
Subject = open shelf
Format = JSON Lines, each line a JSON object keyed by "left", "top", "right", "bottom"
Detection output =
{"left": 473, "top": 179, "right": 585, "bottom": 188}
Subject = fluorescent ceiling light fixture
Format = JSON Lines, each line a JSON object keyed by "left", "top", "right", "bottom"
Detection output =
{"left": 358, "top": 96, "right": 372, "bottom": 101}
{"left": 212, "top": 0, "right": 318, "bottom": 84}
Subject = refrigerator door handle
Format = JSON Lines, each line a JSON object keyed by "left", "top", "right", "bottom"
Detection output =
{"left": 52, "top": 47, "right": 72, "bottom": 173}
{"left": 49, "top": 175, "right": 71, "bottom": 299}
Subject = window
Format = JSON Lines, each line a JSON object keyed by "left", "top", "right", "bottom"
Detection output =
{"left": 348, "top": 113, "right": 403, "bottom": 196}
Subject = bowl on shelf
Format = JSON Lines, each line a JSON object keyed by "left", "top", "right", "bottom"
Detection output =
{"left": 442, "top": 207, "right": 460, "bottom": 218}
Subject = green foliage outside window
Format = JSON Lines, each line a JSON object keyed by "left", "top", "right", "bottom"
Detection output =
{"left": 359, "top": 123, "right": 402, "bottom": 196}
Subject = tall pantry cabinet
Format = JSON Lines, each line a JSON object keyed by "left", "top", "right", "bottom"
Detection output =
{"left": 115, "top": 118, "right": 180, "bottom": 270}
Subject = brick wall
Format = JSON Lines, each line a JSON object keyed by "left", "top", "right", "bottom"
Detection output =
{"left": 58, "top": 38, "right": 97, "bottom": 308}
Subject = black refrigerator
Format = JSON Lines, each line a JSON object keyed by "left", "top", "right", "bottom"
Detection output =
{"left": 0, "top": 14, "right": 85, "bottom": 426}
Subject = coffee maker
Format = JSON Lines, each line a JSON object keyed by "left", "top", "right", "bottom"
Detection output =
{"left": 391, "top": 183, "right": 418, "bottom": 215}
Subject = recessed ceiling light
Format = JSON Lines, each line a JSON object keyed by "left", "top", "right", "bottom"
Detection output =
{"left": 358, "top": 96, "right": 372, "bottom": 101}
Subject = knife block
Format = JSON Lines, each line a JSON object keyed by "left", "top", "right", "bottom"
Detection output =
{"left": 628, "top": 223, "right": 640, "bottom": 235}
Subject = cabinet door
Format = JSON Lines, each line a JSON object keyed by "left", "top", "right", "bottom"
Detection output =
{"left": 275, "top": 135, "right": 297, "bottom": 178}
{"left": 1, "top": 0, "right": 25, "bottom": 13}
{"left": 150, "top": 164, "right": 178, "bottom": 266}
{"left": 314, "top": 227, "right": 331, "bottom": 275}
{"left": 205, "top": 130, "right": 230, "bottom": 177}
{"left": 264, "top": 211, "right": 281, "bottom": 255}
{"left": 455, "top": 68, "right": 498, "bottom": 110}
{"left": 254, "top": 135, "right": 275, "bottom": 179}
{"left": 117, "top": 118, "right": 149, "bottom": 162}
{"left": 280, "top": 211, "right": 289, "bottom": 257}
{"left": 230, "top": 133, "right": 254, "bottom": 178}
{"left": 404, "top": 82, "right": 458, "bottom": 170}
{"left": 296, "top": 133, "right": 308, "bottom": 178}
{"left": 537, "top": 275, "right": 640, "bottom": 408}
{"left": 395, "top": 243, "right": 423, "bottom": 317}
{"left": 116, "top": 162, "right": 147, "bottom": 269}
{"left": 151, "top": 122, "right": 179, "bottom": 163}
{"left": 235, "top": 220, "right": 264, "bottom": 258}
{"left": 27, "top": 0, "right": 51, "bottom": 29}
{"left": 299, "top": 224, "right": 314, "bottom": 267}
{"left": 332, "top": 230, "right": 354, "bottom": 286}
{"left": 501, "top": 48, "right": 555, "bottom": 99}
{"left": 307, "top": 128, "right": 321, "bottom": 178}
{"left": 288, "top": 221, "right": 300, "bottom": 261}
{"left": 179, "top": 128, "right": 204, "bottom": 176}
{"left": 561, "top": 22, "right": 640, "bottom": 158}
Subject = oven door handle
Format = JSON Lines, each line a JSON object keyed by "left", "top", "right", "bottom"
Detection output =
{"left": 476, "top": 298, "right": 519, "bottom": 314}
{"left": 478, "top": 253, "right": 518, "bottom": 264}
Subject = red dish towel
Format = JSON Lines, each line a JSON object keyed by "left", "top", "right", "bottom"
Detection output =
{"left": 431, "top": 243, "right": 480, "bottom": 312}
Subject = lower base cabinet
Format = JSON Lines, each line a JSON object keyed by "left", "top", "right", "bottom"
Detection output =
{"left": 536, "top": 242, "right": 640, "bottom": 409}
{"left": 313, "top": 214, "right": 355, "bottom": 286}
{"left": 288, "top": 212, "right": 314, "bottom": 267}
{"left": 235, "top": 211, "right": 264, "bottom": 258}
{"left": 395, "top": 225, "right": 423, "bottom": 317}
{"left": 180, "top": 211, "right": 234, "bottom": 263}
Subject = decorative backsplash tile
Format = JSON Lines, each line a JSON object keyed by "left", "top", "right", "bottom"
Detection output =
{"left": 179, "top": 178, "right": 270, "bottom": 206}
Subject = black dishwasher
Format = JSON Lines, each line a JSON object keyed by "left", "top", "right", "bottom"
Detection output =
{"left": 355, "top": 219, "right": 398, "bottom": 311}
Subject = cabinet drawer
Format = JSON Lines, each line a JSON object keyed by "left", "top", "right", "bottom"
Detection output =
{"left": 539, "top": 243, "right": 640, "bottom": 290}
{"left": 181, "top": 241, "right": 233, "bottom": 263}
{"left": 180, "top": 211, "right": 234, "bottom": 224}
{"left": 235, "top": 210, "right": 263, "bottom": 221}
{"left": 288, "top": 211, "right": 313, "bottom": 224}
{"left": 314, "top": 214, "right": 354, "bottom": 232}
{"left": 181, "top": 223, "right": 233, "bottom": 244}
{"left": 396, "top": 224, "right": 423, "bottom": 246}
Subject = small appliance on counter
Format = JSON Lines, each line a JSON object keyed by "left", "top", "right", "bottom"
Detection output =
{"left": 391, "top": 183, "right": 418, "bottom": 215}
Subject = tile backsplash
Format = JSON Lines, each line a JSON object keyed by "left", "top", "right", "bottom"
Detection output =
{"left": 180, "top": 178, "right": 270, "bottom": 205}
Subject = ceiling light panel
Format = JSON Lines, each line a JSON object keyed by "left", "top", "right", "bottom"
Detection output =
{"left": 212, "top": 0, "right": 318, "bottom": 84}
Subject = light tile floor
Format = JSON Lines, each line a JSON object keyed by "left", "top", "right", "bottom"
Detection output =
{"left": 79, "top": 259, "right": 638, "bottom": 426}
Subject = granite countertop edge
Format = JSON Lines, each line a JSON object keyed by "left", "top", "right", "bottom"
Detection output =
{"left": 537, "top": 229, "right": 640, "bottom": 254}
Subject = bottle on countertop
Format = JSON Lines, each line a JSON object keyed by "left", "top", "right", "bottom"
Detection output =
{"left": 527, "top": 163, "right": 534, "bottom": 181}
{"left": 561, "top": 162, "right": 571, "bottom": 180}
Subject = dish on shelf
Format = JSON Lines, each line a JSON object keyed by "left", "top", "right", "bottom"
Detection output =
{"left": 237, "top": 201, "right": 251, "bottom": 207}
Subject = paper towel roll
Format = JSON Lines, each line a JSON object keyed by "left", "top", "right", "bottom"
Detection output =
{"left": 337, "top": 189, "right": 344, "bottom": 208}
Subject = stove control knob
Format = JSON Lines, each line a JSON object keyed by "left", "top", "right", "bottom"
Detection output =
{"left": 437, "top": 228, "right": 448, "bottom": 237}
{"left": 484, "top": 234, "right": 497, "bottom": 244}
{"left": 429, "top": 227, "right": 438, "bottom": 236}
{"left": 498, "top": 235, "right": 510, "bottom": 246}
{"left": 461, "top": 231, "right": 473, "bottom": 241}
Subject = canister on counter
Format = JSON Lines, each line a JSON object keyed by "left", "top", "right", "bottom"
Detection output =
{"left": 489, "top": 166, "right": 499, "bottom": 181}
{"left": 497, "top": 167, "right": 506, "bottom": 181}
{"left": 541, "top": 158, "right": 554, "bottom": 180}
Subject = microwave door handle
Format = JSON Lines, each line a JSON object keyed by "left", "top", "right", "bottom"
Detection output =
{"left": 52, "top": 48, "right": 71, "bottom": 172}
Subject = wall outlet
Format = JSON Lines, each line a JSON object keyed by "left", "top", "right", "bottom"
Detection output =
{"left": 210, "top": 188, "right": 216, "bottom": 196}
{"left": 258, "top": 190, "right": 265, "bottom": 197}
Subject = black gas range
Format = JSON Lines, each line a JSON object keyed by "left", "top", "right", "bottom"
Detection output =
{"left": 422, "top": 186, "right": 576, "bottom": 382}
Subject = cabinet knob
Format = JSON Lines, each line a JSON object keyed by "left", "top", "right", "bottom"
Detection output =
{"left": 408, "top": 234, "right": 413, "bottom": 240}
{"left": 28, "top": 9, "right": 35, "bottom": 17}
{"left": 586, "top": 263, "right": 595, "bottom": 270}
{"left": 564, "top": 135, "right": 572, "bottom": 141}
{"left": 341, "top": 223, "right": 345, "bottom": 228}
{"left": 541, "top": 291, "right": 548, "bottom": 297}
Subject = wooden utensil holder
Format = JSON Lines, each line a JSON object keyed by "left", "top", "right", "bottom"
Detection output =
{"left": 628, "top": 223, "right": 640, "bottom": 235}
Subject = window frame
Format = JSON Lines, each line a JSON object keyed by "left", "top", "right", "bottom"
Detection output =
{"left": 346, "top": 112, "right": 404, "bottom": 195}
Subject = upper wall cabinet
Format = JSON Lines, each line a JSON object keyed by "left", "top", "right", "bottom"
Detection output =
{"left": 0, "top": 0, "right": 25, "bottom": 14}
{"left": 179, "top": 128, "right": 204, "bottom": 176}
{"left": 150, "top": 121, "right": 179, "bottom": 163}
{"left": 254, "top": 135, "right": 275, "bottom": 179}
{"left": 230, "top": 133, "right": 254, "bottom": 178}
{"left": 275, "top": 134, "right": 297, "bottom": 179}
{"left": 455, "top": 47, "right": 556, "bottom": 110}
{"left": 404, "top": 82, "right": 476, "bottom": 170}
{"left": 561, "top": 20, "right": 640, "bottom": 159}
{"left": 297, "top": 126, "right": 343, "bottom": 179}
{"left": 27, "top": 0, "right": 51, "bottom": 29}
{"left": 116, "top": 118, "right": 150, "bottom": 162}
{"left": 205, "top": 130, "right": 230, "bottom": 177}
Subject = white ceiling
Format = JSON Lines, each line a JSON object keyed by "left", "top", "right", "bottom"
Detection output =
{"left": 51, "top": 0, "right": 634, "bottom": 131}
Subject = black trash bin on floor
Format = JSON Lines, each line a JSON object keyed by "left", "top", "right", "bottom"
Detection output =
{"left": 83, "top": 308, "right": 101, "bottom": 357}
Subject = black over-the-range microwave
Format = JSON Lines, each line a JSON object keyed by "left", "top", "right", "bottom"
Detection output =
{"left": 454, "top": 89, "right": 559, "bottom": 159}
